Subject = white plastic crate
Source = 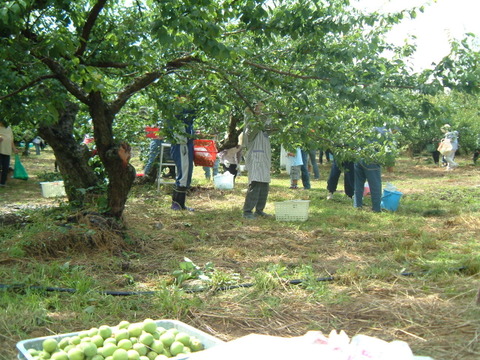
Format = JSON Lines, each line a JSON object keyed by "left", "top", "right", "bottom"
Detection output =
{"left": 275, "top": 200, "right": 310, "bottom": 221}
{"left": 40, "top": 181, "right": 66, "bottom": 198}
{"left": 17, "top": 319, "right": 224, "bottom": 360}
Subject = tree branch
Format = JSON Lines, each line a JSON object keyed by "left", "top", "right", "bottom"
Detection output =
{"left": 0, "top": 74, "right": 57, "bottom": 100}
{"left": 75, "top": 0, "right": 108, "bottom": 58}
{"left": 39, "top": 57, "right": 90, "bottom": 104}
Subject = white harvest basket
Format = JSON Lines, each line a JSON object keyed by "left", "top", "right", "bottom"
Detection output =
{"left": 40, "top": 181, "right": 66, "bottom": 198}
{"left": 274, "top": 200, "right": 310, "bottom": 221}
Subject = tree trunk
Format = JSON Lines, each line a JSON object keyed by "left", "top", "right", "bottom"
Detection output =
{"left": 89, "top": 93, "right": 136, "bottom": 219}
{"left": 38, "top": 101, "right": 100, "bottom": 206}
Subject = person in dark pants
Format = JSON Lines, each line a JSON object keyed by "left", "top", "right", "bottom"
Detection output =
{"left": 169, "top": 94, "right": 196, "bottom": 211}
{"left": 326, "top": 156, "right": 354, "bottom": 200}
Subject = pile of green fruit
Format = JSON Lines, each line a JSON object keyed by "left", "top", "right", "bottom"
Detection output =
{"left": 25, "top": 319, "right": 205, "bottom": 360}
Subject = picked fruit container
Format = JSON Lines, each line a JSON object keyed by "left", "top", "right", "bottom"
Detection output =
{"left": 17, "top": 319, "right": 224, "bottom": 360}
{"left": 39, "top": 181, "right": 67, "bottom": 198}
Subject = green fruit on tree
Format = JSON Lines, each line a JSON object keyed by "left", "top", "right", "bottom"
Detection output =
{"left": 132, "top": 343, "right": 147, "bottom": 356}
{"left": 42, "top": 339, "right": 58, "bottom": 353}
{"left": 142, "top": 319, "right": 157, "bottom": 334}
{"left": 112, "top": 348, "right": 129, "bottom": 360}
{"left": 99, "top": 326, "right": 113, "bottom": 339}
{"left": 159, "top": 332, "right": 175, "bottom": 347}
{"left": 175, "top": 332, "right": 191, "bottom": 346}
{"left": 139, "top": 333, "right": 154, "bottom": 346}
{"left": 127, "top": 349, "right": 140, "bottom": 360}
{"left": 149, "top": 340, "right": 164, "bottom": 354}
{"left": 169, "top": 341, "right": 184, "bottom": 356}
{"left": 67, "top": 347, "right": 85, "bottom": 360}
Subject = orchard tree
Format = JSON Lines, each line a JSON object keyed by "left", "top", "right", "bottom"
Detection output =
{"left": 1, "top": 0, "right": 476, "bottom": 219}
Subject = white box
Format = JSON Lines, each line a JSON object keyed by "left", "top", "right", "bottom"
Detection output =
{"left": 39, "top": 181, "right": 66, "bottom": 198}
{"left": 275, "top": 200, "right": 310, "bottom": 221}
{"left": 17, "top": 319, "right": 224, "bottom": 360}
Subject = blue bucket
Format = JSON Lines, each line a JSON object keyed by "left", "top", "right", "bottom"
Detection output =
{"left": 381, "top": 189, "right": 403, "bottom": 211}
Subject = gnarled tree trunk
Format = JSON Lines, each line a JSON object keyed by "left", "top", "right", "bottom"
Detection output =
{"left": 38, "top": 101, "right": 100, "bottom": 206}
{"left": 89, "top": 93, "right": 136, "bottom": 219}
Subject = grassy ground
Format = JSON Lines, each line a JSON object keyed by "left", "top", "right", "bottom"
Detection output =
{"left": 1, "top": 148, "right": 480, "bottom": 360}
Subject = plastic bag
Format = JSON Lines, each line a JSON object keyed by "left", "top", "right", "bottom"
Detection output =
{"left": 13, "top": 154, "right": 29, "bottom": 180}
{"left": 437, "top": 139, "right": 453, "bottom": 155}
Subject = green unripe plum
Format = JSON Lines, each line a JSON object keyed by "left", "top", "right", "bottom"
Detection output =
{"left": 57, "top": 338, "right": 70, "bottom": 350}
{"left": 169, "top": 341, "right": 184, "bottom": 356}
{"left": 154, "top": 356, "right": 168, "bottom": 360}
{"left": 115, "top": 329, "right": 130, "bottom": 342}
{"left": 132, "top": 343, "right": 147, "bottom": 356}
{"left": 69, "top": 336, "right": 81, "bottom": 345}
{"left": 175, "top": 332, "right": 191, "bottom": 346}
{"left": 117, "top": 321, "right": 130, "bottom": 329}
{"left": 159, "top": 332, "right": 175, "bottom": 347}
{"left": 117, "top": 339, "right": 133, "bottom": 350}
{"left": 67, "top": 347, "right": 85, "bottom": 360}
{"left": 190, "top": 337, "right": 204, "bottom": 352}
{"left": 142, "top": 319, "right": 157, "bottom": 334}
{"left": 101, "top": 343, "right": 118, "bottom": 358}
{"left": 81, "top": 342, "right": 97, "bottom": 357}
{"left": 104, "top": 338, "right": 117, "bottom": 345}
{"left": 42, "top": 339, "right": 58, "bottom": 353}
{"left": 50, "top": 351, "right": 68, "bottom": 360}
{"left": 127, "top": 349, "right": 140, "bottom": 360}
{"left": 91, "top": 334, "right": 105, "bottom": 348}
{"left": 149, "top": 340, "right": 164, "bottom": 354}
{"left": 112, "top": 348, "right": 129, "bottom": 360}
{"left": 98, "top": 325, "right": 113, "bottom": 339}
{"left": 139, "top": 333, "right": 154, "bottom": 346}
{"left": 128, "top": 324, "right": 143, "bottom": 338}
{"left": 88, "top": 328, "right": 99, "bottom": 337}
{"left": 63, "top": 345, "right": 75, "bottom": 353}
{"left": 38, "top": 350, "right": 51, "bottom": 359}
{"left": 91, "top": 355, "right": 105, "bottom": 360}
{"left": 145, "top": 351, "right": 157, "bottom": 360}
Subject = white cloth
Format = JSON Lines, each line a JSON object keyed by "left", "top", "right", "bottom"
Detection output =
{"left": 0, "top": 126, "right": 14, "bottom": 156}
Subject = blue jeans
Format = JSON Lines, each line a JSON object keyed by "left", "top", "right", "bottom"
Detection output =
{"left": 144, "top": 139, "right": 163, "bottom": 175}
{"left": 203, "top": 158, "right": 220, "bottom": 179}
{"left": 300, "top": 150, "right": 311, "bottom": 189}
{"left": 354, "top": 160, "right": 382, "bottom": 212}
{"left": 327, "top": 159, "right": 354, "bottom": 197}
